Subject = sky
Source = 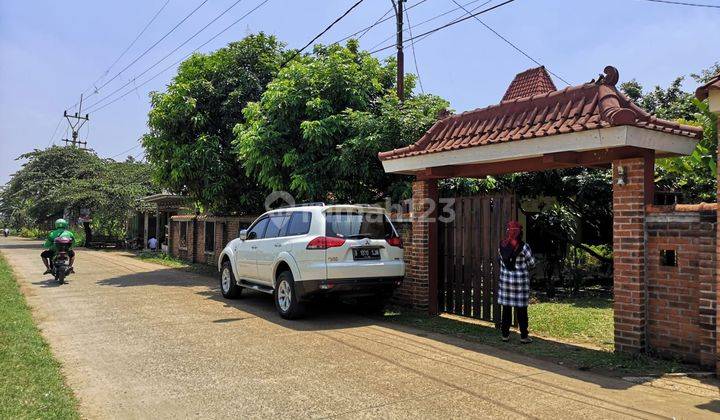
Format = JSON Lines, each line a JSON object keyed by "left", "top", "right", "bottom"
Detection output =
{"left": 1, "top": 0, "right": 719, "bottom": 184}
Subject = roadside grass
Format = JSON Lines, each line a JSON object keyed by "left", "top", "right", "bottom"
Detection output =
{"left": 383, "top": 297, "right": 692, "bottom": 377}
{"left": 134, "top": 251, "right": 217, "bottom": 277}
{"left": 135, "top": 250, "right": 188, "bottom": 268}
{"left": 0, "top": 253, "right": 79, "bottom": 419}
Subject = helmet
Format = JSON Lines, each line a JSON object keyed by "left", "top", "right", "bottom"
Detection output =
{"left": 55, "top": 218, "right": 69, "bottom": 229}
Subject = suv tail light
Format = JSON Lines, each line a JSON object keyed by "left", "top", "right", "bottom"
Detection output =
{"left": 306, "top": 236, "right": 346, "bottom": 250}
{"left": 386, "top": 236, "right": 403, "bottom": 248}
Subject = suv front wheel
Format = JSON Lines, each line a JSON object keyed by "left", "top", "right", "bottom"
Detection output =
{"left": 275, "top": 271, "right": 305, "bottom": 319}
{"left": 220, "top": 261, "right": 242, "bottom": 299}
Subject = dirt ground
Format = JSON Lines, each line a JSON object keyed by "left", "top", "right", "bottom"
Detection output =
{"left": 1, "top": 237, "right": 719, "bottom": 419}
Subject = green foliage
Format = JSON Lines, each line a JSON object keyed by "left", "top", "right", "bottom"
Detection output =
{"left": 0, "top": 146, "right": 100, "bottom": 226}
{"left": 656, "top": 99, "right": 718, "bottom": 202}
{"left": 620, "top": 77, "right": 696, "bottom": 121}
{"left": 621, "top": 66, "right": 719, "bottom": 203}
{"left": 0, "top": 147, "right": 156, "bottom": 237}
{"left": 18, "top": 227, "right": 45, "bottom": 239}
{"left": 143, "top": 33, "right": 287, "bottom": 214}
{"left": 691, "top": 61, "right": 720, "bottom": 84}
{"left": 234, "top": 40, "right": 448, "bottom": 203}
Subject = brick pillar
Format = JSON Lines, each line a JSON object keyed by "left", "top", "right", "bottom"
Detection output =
{"left": 143, "top": 211, "right": 149, "bottom": 250}
{"left": 716, "top": 116, "right": 720, "bottom": 376}
{"left": 612, "top": 153, "right": 653, "bottom": 353}
{"left": 406, "top": 178, "right": 439, "bottom": 313}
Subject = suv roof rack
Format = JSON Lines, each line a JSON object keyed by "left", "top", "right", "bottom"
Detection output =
{"left": 278, "top": 202, "right": 325, "bottom": 209}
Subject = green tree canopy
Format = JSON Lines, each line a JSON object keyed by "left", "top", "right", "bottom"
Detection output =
{"left": 0, "top": 147, "right": 156, "bottom": 236}
{"left": 234, "top": 40, "right": 448, "bottom": 203}
{"left": 142, "top": 33, "right": 287, "bottom": 214}
{"left": 621, "top": 64, "right": 718, "bottom": 202}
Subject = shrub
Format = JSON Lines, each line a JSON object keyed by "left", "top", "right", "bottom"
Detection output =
{"left": 18, "top": 227, "right": 44, "bottom": 239}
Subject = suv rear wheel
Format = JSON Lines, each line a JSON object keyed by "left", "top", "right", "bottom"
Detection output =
{"left": 275, "top": 271, "right": 305, "bottom": 319}
{"left": 220, "top": 261, "right": 242, "bottom": 299}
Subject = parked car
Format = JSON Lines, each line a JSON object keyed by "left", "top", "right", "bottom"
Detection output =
{"left": 217, "top": 203, "right": 405, "bottom": 319}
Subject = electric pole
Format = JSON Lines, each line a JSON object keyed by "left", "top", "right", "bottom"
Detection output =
{"left": 393, "top": 0, "right": 404, "bottom": 101}
{"left": 62, "top": 94, "right": 89, "bottom": 149}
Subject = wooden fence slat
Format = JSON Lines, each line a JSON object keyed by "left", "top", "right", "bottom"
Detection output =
{"left": 452, "top": 197, "right": 461, "bottom": 314}
{"left": 436, "top": 193, "right": 514, "bottom": 322}
{"left": 470, "top": 196, "right": 481, "bottom": 318}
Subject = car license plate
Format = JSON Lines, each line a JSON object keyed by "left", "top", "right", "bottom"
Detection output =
{"left": 352, "top": 247, "right": 380, "bottom": 260}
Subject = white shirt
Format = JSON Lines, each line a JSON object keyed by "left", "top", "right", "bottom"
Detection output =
{"left": 148, "top": 238, "right": 158, "bottom": 249}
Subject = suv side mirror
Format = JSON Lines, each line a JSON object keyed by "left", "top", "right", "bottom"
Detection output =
{"left": 239, "top": 229, "right": 248, "bottom": 241}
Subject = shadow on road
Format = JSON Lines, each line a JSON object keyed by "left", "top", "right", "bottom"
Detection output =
{"left": 31, "top": 278, "right": 67, "bottom": 288}
{"left": 79, "top": 257, "right": 720, "bottom": 413}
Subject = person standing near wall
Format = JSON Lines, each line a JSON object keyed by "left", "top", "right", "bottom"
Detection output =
{"left": 498, "top": 221, "right": 536, "bottom": 343}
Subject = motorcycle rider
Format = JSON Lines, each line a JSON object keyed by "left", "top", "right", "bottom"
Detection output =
{"left": 41, "top": 219, "right": 76, "bottom": 275}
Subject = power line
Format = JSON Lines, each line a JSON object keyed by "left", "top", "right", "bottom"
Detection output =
{"left": 83, "top": 0, "right": 171, "bottom": 98}
{"left": 76, "top": 0, "right": 209, "bottom": 108}
{"left": 84, "top": 0, "right": 247, "bottom": 111}
{"left": 281, "top": 0, "right": 367, "bottom": 68}
{"left": 358, "top": 6, "right": 395, "bottom": 40}
{"left": 404, "top": 5, "right": 424, "bottom": 93}
{"left": 636, "top": 0, "right": 720, "bottom": 8}
{"left": 368, "top": 0, "right": 491, "bottom": 52}
{"left": 370, "top": 0, "right": 518, "bottom": 54}
{"left": 110, "top": 143, "right": 143, "bottom": 159}
{"left": 449, "top": 0, "right": 571, "bottom": 86}
{"left": 47, "top": 117, "right": 63, "bottom": 147}
{"left": 334, "top": 0, "right": 429, "bottom": 44}
{"left": 86, "top": 0, "right": 272, "bottom": 114}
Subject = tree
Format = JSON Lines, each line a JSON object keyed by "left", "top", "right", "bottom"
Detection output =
{"left": 234, "top": 41, "right": 448, "bottom": 203}
{"left": 0, "top": 146, "right": 100, "bottom": 226}
{"left": 55, "top": 159, "right": 157, "bottom": 237}
{"left": 0, "top": 147, "right": 156, "bottom": 237}
{"left": 621, "top": 64, "right": 719, "bottom": 202}
{"left": 142, "top": 33, "right": 287, "bottom": 214}
{"left": 620, "top": 77, "right": 696, "bottom": 121}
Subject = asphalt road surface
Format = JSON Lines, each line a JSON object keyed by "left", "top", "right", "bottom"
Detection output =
{"left": 1, "top": 237, "right": 718, "bottom": 419}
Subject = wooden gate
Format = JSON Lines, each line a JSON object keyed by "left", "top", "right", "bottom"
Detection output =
{"left": 438, "top": 194, "right": 516, "bottom": 322}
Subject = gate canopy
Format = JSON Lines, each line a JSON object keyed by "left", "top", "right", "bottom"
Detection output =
{"left": 379, "top": 66, "right": 702, "bottom": 178}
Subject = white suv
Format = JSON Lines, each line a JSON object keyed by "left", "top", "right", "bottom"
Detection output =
{"left": 217, "top": 204, "right": 405, "bottom": 319}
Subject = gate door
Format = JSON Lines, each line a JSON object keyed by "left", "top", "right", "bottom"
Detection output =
{"left": 438, "top": 194, "right": 516, "bottom": 322}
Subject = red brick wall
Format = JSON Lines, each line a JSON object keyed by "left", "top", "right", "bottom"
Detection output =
{"left": 612, "top": 155, "right": 652, "bottom": 353}
{"left": 169, "top": 215, "right": 256, "bottom": 265}
{"left": 645, "top": 208, "right": 716, "bottom": 366}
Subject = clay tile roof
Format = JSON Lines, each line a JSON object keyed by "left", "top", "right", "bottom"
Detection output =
{"left": 378, "top": 66, "right": 703, "bottom": 162}
{"left": 502, "top": 66, "right": 557, "bottom": 101}
{"left": 695, "top": 73, "right": 720, "bottom": 100}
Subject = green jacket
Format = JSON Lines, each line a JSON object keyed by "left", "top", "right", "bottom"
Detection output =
{"left": 43, "top": 228, "right": 75, "bottom": 251}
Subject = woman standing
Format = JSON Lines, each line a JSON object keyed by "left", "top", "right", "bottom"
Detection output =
{"left": 498, "top": 221, "right": 535, "bottom": 343}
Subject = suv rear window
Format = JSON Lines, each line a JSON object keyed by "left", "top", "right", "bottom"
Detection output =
{"left": 325, "top": 212, "right": 394, "bottom": 239}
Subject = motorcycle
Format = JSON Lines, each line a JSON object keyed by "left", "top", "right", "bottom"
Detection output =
{"left": 51, "top": 236, "right": 74, "bottom": 284}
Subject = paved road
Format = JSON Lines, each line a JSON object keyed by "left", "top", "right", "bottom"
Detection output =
{"left": 1, "top": 237, "right": 718, "bottom": 419}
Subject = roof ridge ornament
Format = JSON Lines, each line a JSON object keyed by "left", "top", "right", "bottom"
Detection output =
{"left": 594, "top": 66, "right": 619, "bottom": 87}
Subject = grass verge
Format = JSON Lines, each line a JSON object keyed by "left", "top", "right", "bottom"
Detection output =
{"left": 383, "top": 303, "right": 692, "bottom": 378}
{"left": 134, "top": 251, "right": 217, "bottom": 277}
{"left": 0, "top": 253, "right": 79, "bottom": 419}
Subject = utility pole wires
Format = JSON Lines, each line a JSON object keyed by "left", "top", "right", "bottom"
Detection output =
{"left": 62, "top": 95, "right": 90, "bottom": 149}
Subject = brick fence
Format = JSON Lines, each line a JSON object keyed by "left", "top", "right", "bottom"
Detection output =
{"left": 169, "top": 215, "right": 255, "bottom": 266}
{"left": 645, "top": 204, "right": 717, "bottom": 367}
